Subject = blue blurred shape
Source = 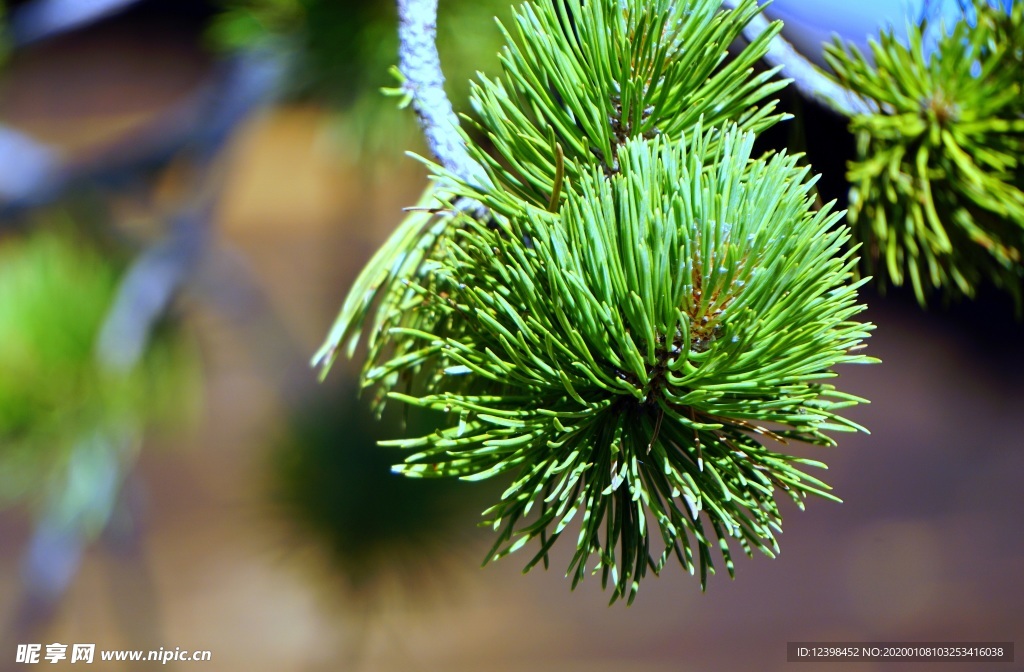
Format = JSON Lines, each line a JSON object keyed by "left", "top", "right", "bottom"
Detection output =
{"left": 0, "top": 125, "right": 60, "bottom": 206}
{"left": 763, "top": 0, "right": 1016, "bottom": 67}
{"left": 9, "top": 0, "right": 144, "bottom": 46}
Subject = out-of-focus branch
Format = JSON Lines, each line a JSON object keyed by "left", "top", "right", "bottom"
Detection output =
{"left": 0, "top": 42, "right": 284, "bottom": 649}
{"left": 8, "top": 0, "right": 143, "bottom": 46}
{"left": 93, "top": 48, "right": 282, "bottom": 370}
{"left": 397, "top": 0, "right": 485, "bottom": 184}
{"left": 95, "top": 198, "right": 214, "bottom": 372}
{"left": 1, "top": 431, "right": 126, "bottom": 664}
{"left": 0, "top": 49, "right": 284, "bottom": 217}
{"left": 724, "top": 0, "right": 874, "bottom": 117}
{"left": 0, "top": 125, "right": 61, "bottom": 207}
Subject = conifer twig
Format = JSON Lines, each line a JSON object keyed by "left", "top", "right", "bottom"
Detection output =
{"left": 397, "top": 0, "right": 485, "bottom": 185}
{"left": 322, "top": 0, "right": 877, "bottom": 602}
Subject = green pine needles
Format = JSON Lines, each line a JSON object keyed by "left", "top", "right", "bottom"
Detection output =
{"left": 0, "top": 230, "right": 199, "bottom": 514}
{"left": 463, "top": 0, "right": 787, "bottom": 211}
{"left": 826, "top": 3, "right": 1024, "bottom": 306}
{"left": 317, "top": 0, "right": 875, "bottom": 603}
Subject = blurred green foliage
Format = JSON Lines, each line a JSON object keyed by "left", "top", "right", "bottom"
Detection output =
{"left": 0, "top": 228, "right": 201, "bottom": 512}
{"left": 208, "top": 0, "right": 304, "bottom": 53}
{"left": 0, "top": 1, "right": 8, "bottom": 67}
{"left": 209, "top": 0, "right": 514, "bottom": 162}
{"left": 270, "top": 384, "right": 490, "bottom": 594}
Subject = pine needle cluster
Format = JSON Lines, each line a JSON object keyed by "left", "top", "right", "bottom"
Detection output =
{"left": 317, "top": 0, "right": 875, "bottom": 602}
{"left": 825, "top": 3, "right": 1024, "bottom": 306}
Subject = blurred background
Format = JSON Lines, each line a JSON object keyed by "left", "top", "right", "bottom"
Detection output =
{"left": 0, "top": 1, "right": 1021, "bottom": 671}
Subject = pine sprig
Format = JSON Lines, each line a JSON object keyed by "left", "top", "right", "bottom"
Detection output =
{"left": 376, "top": 127, "right": 873, "bottom": 603}
{"left": 463, "top": 0, "right": 788, "bottom": 213}
{"left": 825, "top": 3, "right": 1024, "bottom": 306}
{"left": 316, "top": 0, "right": 876, "bottom": 602}
{"left": 314, "top": 0, "right": 788, "bottom": 377}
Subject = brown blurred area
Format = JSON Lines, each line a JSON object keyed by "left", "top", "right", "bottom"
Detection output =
{"left": 0, "top": 4, "right": 1021, "bottom": 672}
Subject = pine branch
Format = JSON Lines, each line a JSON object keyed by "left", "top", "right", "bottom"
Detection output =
{"left": 397, "top": 0, "right": 485, "bottom": 185}
{"left": 320, "top": 0, "right": 876, "bottom": 603}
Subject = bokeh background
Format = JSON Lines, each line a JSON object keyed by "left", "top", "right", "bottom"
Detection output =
{"left": 0, "top": 1, "right": 1021, "bottom": 671}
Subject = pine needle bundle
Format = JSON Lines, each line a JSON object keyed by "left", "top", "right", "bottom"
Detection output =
{"left": 317, "top": 0, "right": 875, "bottom": 602}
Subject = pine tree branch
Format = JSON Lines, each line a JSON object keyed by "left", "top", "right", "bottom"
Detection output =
{"left": 325, "top": 0, "right": 877, "bottom": 602}
{"left": 397, "top": 0, "right": 485, "bottom": 185}
{"left": 723, "top": 0, "right": 873, "bottom": 117}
